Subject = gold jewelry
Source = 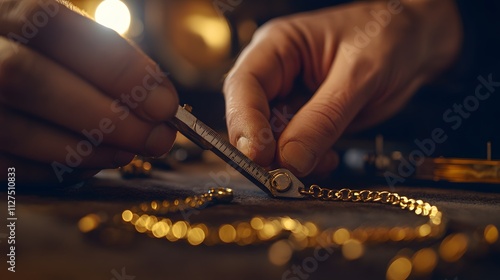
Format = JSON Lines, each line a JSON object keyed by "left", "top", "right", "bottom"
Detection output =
{"left": 120, "top": 186, "right": 444, "bottom": 246}
{"left": 79, "top": 186, "right": 498, "bottom": 278}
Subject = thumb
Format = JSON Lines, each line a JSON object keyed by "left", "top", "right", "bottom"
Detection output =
{"left": 277, "top": 58, "right": 377, "bottom": 176}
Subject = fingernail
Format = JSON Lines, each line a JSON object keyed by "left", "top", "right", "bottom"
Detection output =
{"left": 145, "top": 125, "right": 170, "bottom": 156}
{"left": 282, "top": 141, "right": 316, "bottom": 175}
{"left": 143, "top": 86, "right": 178, "bottom": 121}
{"left": 237, "top": 137, "right": 254, "bottom": 158}
{"left": 113, "top": 151, "right": 135, "bottom": 167}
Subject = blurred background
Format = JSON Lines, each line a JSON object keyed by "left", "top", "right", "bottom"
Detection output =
{"left": 69, "top": 0, "right": 500, "bottom": 173}
{"left": 69, "top": 0, "right": 348, "bottom": 126}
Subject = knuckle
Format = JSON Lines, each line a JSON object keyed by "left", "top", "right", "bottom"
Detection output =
{"left": 108, "top": 51, "right": 137, "bottom": 88}
{"left": 0, "top": 42, "right": 32, "bottom": 88}
{"left": 255, "top": 18, "right": 290, "bottom": 38}
{"left": 0, "top": 39, "right": 22, "bottom": 89}
{"left": 0, "top": 43, "right": 41, "bottom": 102}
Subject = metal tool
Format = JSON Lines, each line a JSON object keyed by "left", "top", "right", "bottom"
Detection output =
{"left": 169, "top": 105, "right": 305, "bottom": 198}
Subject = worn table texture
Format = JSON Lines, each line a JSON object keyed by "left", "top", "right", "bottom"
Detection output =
{"left": 1, "top": 159, "right": 500, "bottom": 280}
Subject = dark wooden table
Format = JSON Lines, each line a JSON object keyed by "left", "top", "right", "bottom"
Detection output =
{"left": 1, "top": 159, "right": 499, "bottom": 280}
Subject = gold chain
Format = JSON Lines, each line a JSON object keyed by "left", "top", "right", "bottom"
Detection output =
{"left": 79, "top": 185, "right": 499, "bottom": 277}
{"left": 117, "top": 185, "right": 445, "bottom": 247}
{"left": 300, "top": 185, "right": 443, "bottom": 226}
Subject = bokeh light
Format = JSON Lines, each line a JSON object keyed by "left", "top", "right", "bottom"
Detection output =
{"left": 333, "top": 228, "right": 350, "bottom": 245}
{"left": 439, "top": 233, "right": 469, "bottom": 262}
{"left": 78, "top": 214, "right": 100, "bottom": 233}
{"left": 95, "top": 0, "right": 131, "bottom": 35}
{"left": 341, "top": 239, "right": 364, "bottom": 260}
{"left": 484, "top": 224, "right": 499, "bottom": 244}
{"left": 411, "top": 248, "right": 437, "bottom": 276}
{"left": 187, "top": 227, "right": 206, "bottom": 246}
{"left": 184, "top": 15, "right": 231, "bottom": 51}
{"left": 268, "top": 240, "right": 293, "bottom": 266}
{"left": 386, "top": 257, "right": 412, "bottom": 280}
{"left": 219, "top": 224, "right": 237, "bottom": 243}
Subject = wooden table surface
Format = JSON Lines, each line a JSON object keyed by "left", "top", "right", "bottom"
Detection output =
{"left": 1, "top": 159, "right": 500, "bottom": 280}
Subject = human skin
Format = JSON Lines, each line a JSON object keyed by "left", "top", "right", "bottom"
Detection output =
{"left": 223, "top": 0, "right": 463, "bottom": 177}
{"left": 0, "top": 0, "right": 179, "bottom": 183}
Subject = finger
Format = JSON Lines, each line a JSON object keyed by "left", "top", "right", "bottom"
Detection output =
{"left": 223, "top": 20, "right": 301, "bottom": 166}
{"left": 277, "top": 56, "right": 378, "bottom": 176}
{"left": 0, "top": 153, "right": 99, "bottom": 184}
{"left": 0, "top": 0, "right": 178, "bottom": 122}
{"left": 0, "top": 38, "right": 175, "bottom": 156}
{"left": 0, "top": 106, "right": 135, "bottom": 169}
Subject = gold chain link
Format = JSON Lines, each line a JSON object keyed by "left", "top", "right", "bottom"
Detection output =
{"left": 115, "top": 185, "right": 446, "bottom": 247}
{"left": 299, "top": 185, "right": 440, "bottom": 219}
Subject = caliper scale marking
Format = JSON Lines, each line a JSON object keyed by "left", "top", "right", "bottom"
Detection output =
{"left": 169, "top": 105, "right": 304, "bottom": 198}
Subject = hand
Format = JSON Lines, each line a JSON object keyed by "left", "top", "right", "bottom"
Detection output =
{"left": 223, "top": 0, "right": 462, "bottom": 177}
{"left": 0, "top": 0, "right": 179, "bottom": 183}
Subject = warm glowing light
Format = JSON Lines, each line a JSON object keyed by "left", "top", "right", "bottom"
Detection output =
{"left": 121, "top": 210, "right": 133, "bottom": 222}
{"left": 414, "top": 200, "right": 424, "bottom": 215}
{"left": 134, "top": 214, "right": 148, "bottom": 233}
{"left": 258, "top": 221, "right": 280, "bottom": 241}
{"left": 78, "top": 214, "right": 100, "bottom": 233}
{"left": 144, "top": 215, "right": 158, "bottom": 231}
{"left": 341, "top": 239, "right": 364, "bottom": 260}
{"left": 250, "top": 217, "right": 264, "bottom": 230}
{"left": 130, "top": 213, "right": 139, "bottom": 224}
{"left": 412, "top": 248, "right": 437, "bottom": 275}
{"left": 95, "top": 0, "right": 131, "bottom": 35}
{"left": 185, "top": 15, "right": 230, "bottom": 51}
{"left": 236, "top": 223, "right": 252, "bottom": 239}
{"left": 196, "top": 223, "right": 209, "bottom": 235}
{"left": 484, "top": 224, "right": 499, "bottom": 244}
{"left": 150, "top": 201, "right": 158, "bottom": 210}
{"left": 386, "top": 257, "right": 412, "bottom": 280}
{"left": 143, "top": 162, "right": 152, "bottom": 171}
{"left": 151, "top": 221, "right": 170, "bottom": 238}
{"left": 430, "top": 211, "right": 442, "bottom": 225}
{"left": 289, "top": 233, "right": 309, "bottom": 250}
{"left": 417, "top": 224, "right": 431, "bottom": 237}
{"left": 280, "top": 217, "right": 297, "bottom": 231}
{"left": 268, "top": 240, "right": 293, "bottom": 266}
{"left": 333, "top": 228, "right": 350, "bottom": 245}
{"left": 172, "top": 221, "right": 189, "bottom": 239}
{"left": 304, "top": 222, "right": 318, "bottom": 237}
{"left": 187, "top": 227, "right": 206, "bottom": 245}
{"left": 219, "top": 224, "right": 237, "bottom": 243}
{"left": 439, "top": 233, "right": 468, "bottom": 262}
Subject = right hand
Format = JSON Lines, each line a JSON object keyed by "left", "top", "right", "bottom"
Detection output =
{"left": 0, "top": 0, "right": 179, "bottom": 184}
{"left": 223, "top": 0, "right": 462, "bottom": 178}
